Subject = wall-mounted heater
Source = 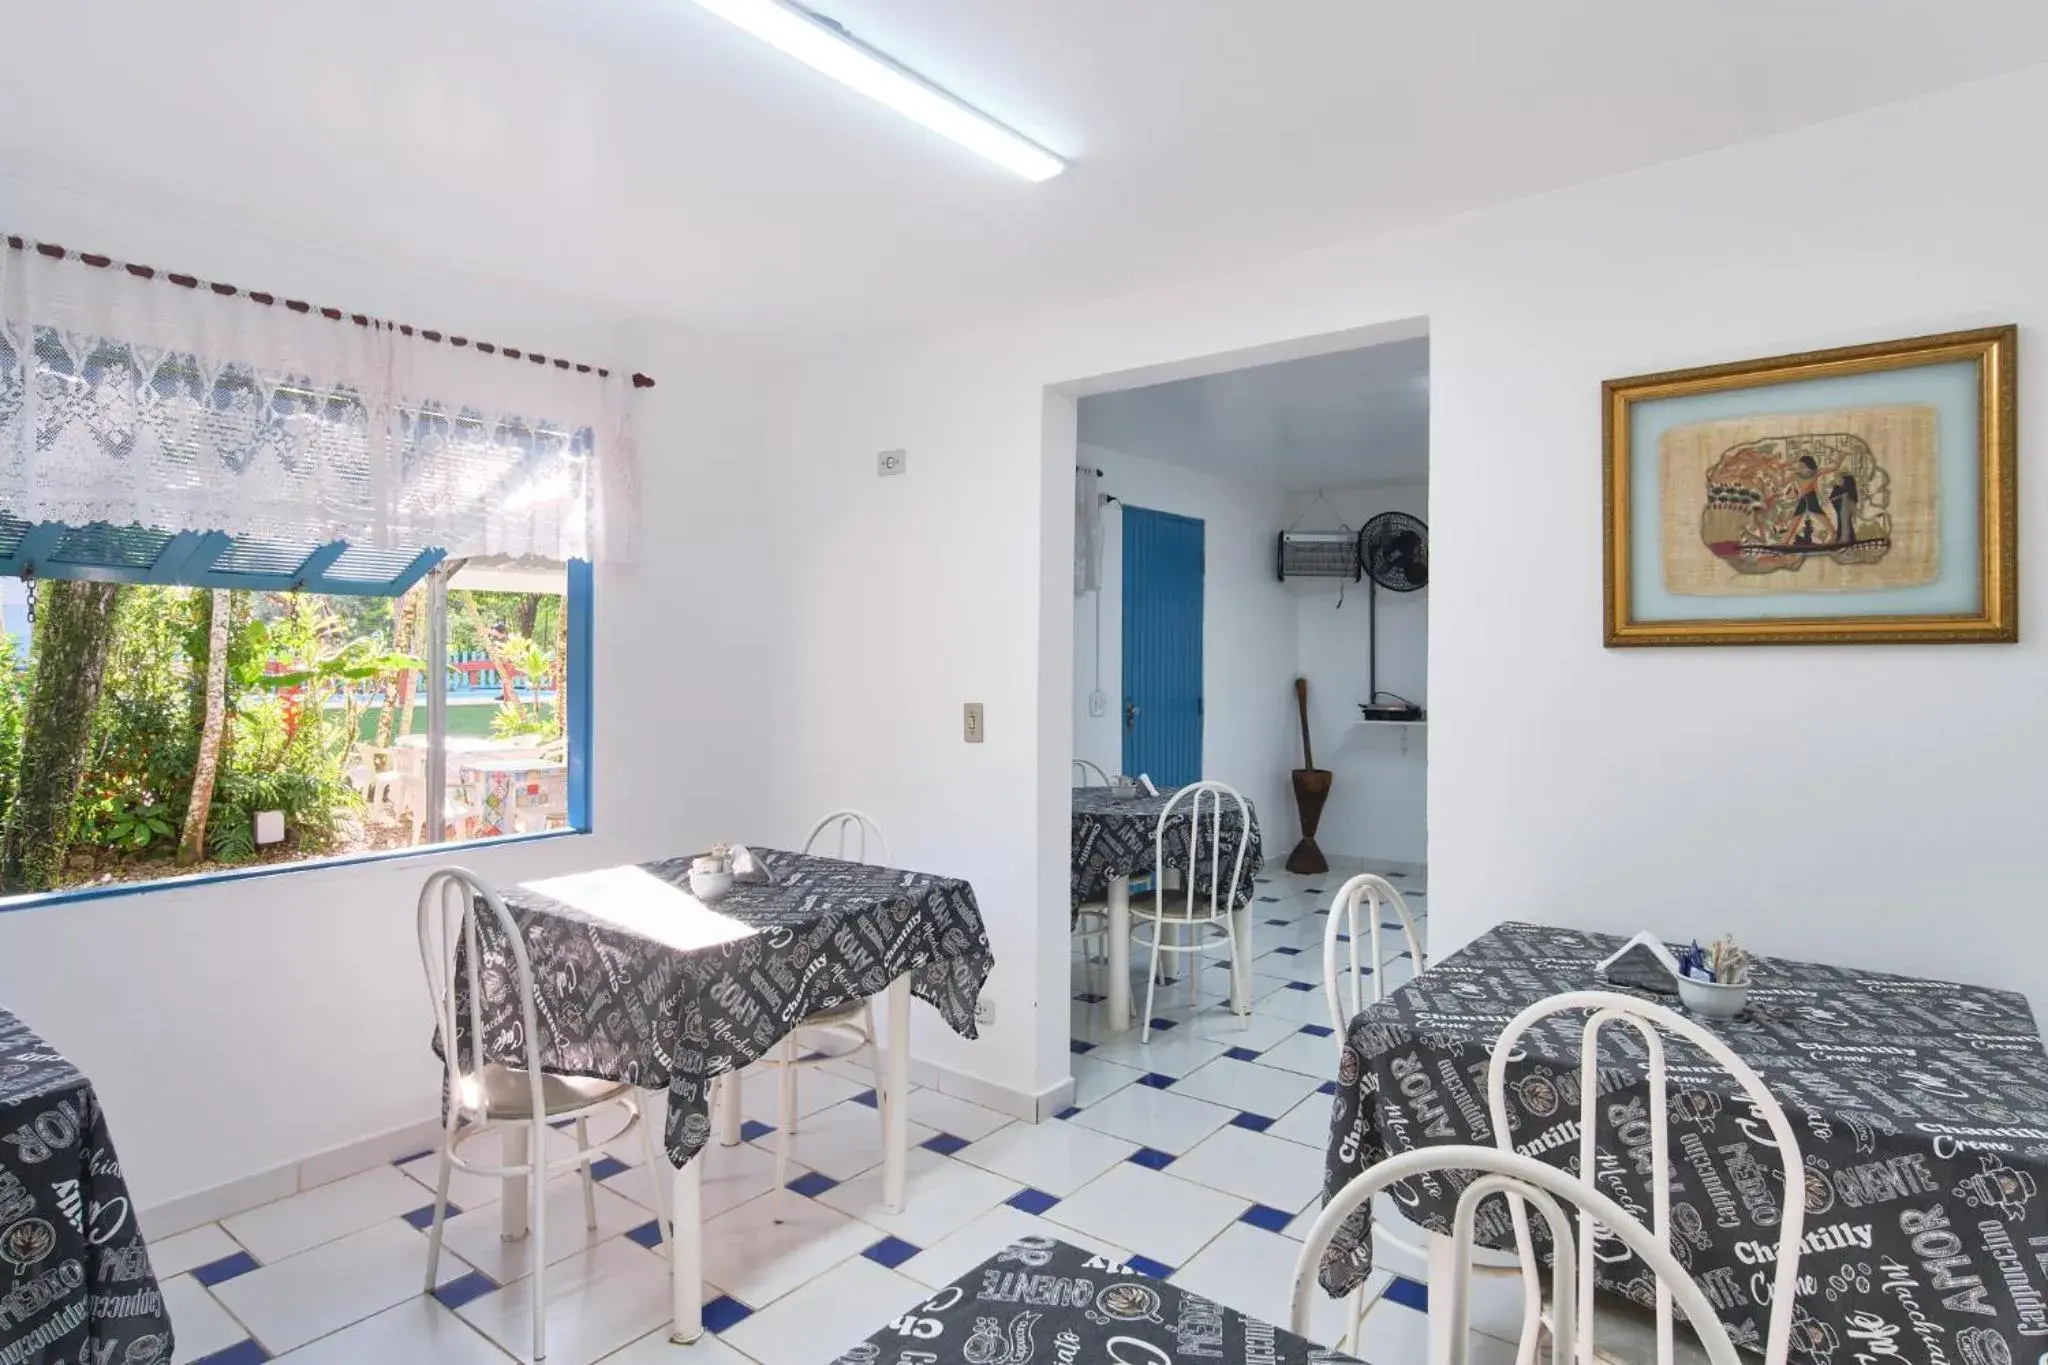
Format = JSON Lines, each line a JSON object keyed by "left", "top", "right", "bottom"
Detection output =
{"left": 1276, "top": 530, "right": 1361, "bottom": 583}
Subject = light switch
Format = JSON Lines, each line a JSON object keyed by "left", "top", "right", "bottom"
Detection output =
{"left": 963, "top": 702, "right": 985, "bottom": 743}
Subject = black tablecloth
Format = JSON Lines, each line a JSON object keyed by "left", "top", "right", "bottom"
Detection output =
{"left": 1320, "top": 921, "right": 2048, "bottom": 1362}
{"left": 460, "top": 848, "right": 994, "bottom": 1167}
{"left": 830, "top": 1237, "right": 1364, "bottom": 1365}
{"left": 1070, "top": 787, "right": 1263, "bottom": 915}
{"left": 0, "top": 1007, "right": 171, "bottom": 1365}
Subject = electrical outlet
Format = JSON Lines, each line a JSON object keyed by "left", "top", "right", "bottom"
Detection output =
{"left": 1087, "top": 689, "right": 1106, "bottom": 718}
{"left": 877, "top": 448, "right": 907, "bottom": 477}
{"left": 974, "top": 995, "right": 995, "bottom": 1027}
{"left": 963, "top": 702, "right": 985, "bottom": 743}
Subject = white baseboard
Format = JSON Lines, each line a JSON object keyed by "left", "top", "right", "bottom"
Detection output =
{"left": 908, "top": 1057, "right": 1075, "bottom": 1124}
{"left": 140, "top": 1116, "right": 444, "bottom": 1241}
{"left": 141, "top": 1057, "right": 1073, "bottom": 1240}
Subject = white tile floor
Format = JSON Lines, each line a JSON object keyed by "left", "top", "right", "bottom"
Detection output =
{"left": 151, "top": 865, "right": 1459, "bottom": 1365}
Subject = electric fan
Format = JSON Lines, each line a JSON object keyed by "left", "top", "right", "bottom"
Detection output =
{"left": 1357, "top": 511, "right": 1428, "bottom": 722}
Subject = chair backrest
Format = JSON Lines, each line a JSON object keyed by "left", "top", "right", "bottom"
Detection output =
{"left": 1153, "top": 780, "right": 1251, "bottom": 924}
{"left": 803, "top": 809, "right": 891, "bottom": 866}
{"left": 1292, "top": 1145, "right": 1744, "bottom": 1365}
{"left": 416, "top": 867, "right": 545, "bottom": 1125}
{"left": 1322, "top": 873, "right": 1425, "bottom": 1034}
{"left": 1485, "top": 990, "right": 1805, "bottom": 1365}
{"left": 1072, "top": 757, "right": 1110, "bottom": 787}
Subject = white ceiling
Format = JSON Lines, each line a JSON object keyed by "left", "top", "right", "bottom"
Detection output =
{"left": 1080, "top": 337, "right": 1428, "bottom": 491}
{"left": 3, "top": 2, "right": 2045, "bottom": 350}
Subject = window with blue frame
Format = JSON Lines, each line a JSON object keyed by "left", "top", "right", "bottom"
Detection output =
{"left": 0, "top": 524, "right": 592, "bottom": 899}
{"left": 0, "top": 235, "right": 630, "bottom": 902}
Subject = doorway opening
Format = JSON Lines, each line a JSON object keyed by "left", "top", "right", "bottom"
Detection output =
{"left": 1059, "top": 320, "right": 1431, "bottom": 1100}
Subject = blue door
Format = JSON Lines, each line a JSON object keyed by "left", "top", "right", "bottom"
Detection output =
{"left": 1122, "top": 506, "right": 1203, "bottom": 785}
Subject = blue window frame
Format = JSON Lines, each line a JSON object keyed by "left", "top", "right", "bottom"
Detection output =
{"left": 0, "top": 521, "right": 593, "bottom": 912}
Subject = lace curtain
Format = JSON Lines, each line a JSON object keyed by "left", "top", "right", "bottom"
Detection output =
{"left": 0, "top": 241, "right": 638, "bottom": 563}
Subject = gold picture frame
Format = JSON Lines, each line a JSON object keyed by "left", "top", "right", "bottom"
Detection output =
{"left": 1603, "top": 325, "right": 2016, "bottom": 646}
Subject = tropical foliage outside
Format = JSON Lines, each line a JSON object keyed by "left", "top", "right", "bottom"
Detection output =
{"left": 0, "top": 577, "right": 565, "bottom": 894}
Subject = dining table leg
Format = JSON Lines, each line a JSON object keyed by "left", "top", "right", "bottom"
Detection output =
{"left": 1106, "top": 875, "right": 1133, "bottom": 1031}
{"left": 668, "top": 1149, "right": 704, "bottom": 1343}
{"left": 883, "top": 974, "right": 912, "bottom": 1213}
{"left": 1230, "top": 906, "right": 1252, "bottom": 1014}
{"left": 501, "top": 1125, "right": 530, "bottom": 1241}
{"left": 1427, "top": 1231, "right": 1456, "bottom": 1365}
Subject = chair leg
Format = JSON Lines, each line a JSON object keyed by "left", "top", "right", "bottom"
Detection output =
{"left": 529, "top": 1121, "right": 549, "bottom": 1362}
{"left": 636, "top": 1097, "right": 672, "bottom": 1250}
{"left": 1187, "top": 923, "right": 1199, "bottom": 1010}
{"left": 422, "top": 1133, "right": 456, "bottom": 1292}
{"left": 575, "top": 1116, "right": 598, "bottom": 1232}
{"left": 774, "top": 1041, "right": 796, "bottom": 1223}
{"left": 1140, "top": 923, "right": 1162, "bottom": 1044}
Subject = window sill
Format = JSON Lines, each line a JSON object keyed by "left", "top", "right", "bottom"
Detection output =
{"left": 0, "top": 827, "right": 591, "bottom": 915}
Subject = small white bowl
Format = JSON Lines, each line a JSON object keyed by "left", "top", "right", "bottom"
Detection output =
{"left": 689, "top": 868, "right": 733, "bottom": 904}
{"left": 1676, "top": 975, "right": 1748, "bottom": 1019}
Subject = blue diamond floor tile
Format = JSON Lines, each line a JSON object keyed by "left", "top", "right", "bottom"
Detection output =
{"left": 1128, "top": 1147, "right": 1176, "bottom": 1170}
{"left": 1008, "top": 1187, "right": 1061, "bottom": 1215}
{"left": 399, "top": 1206, "right": 455, "bottom": 1235}
{"left": 190, "top": 1251, "right": 261, "bottom": 1286}
{"left": 1230, "top": 1112, "right": 1274, "bottom": 1132}
{"left": 704, "top": 1295, "right": 755, "bottom": 1333}
{"left": 626, "top": 1219, "right": 664, "bottom": 1251}
{"left": 923, "top": 1133, "right": 970, "bottom": 1156}
{"left": 1055, "top": 1106, "right": 1082, "bottom": 1120}
{"left": 431, "top": 1270, "right": 498, "bottom": 1312}
{"left": 1224, "top": 1046, "right": 1262, "bottom": 1062}
{"left": 1240, "top": 1204, "right": 1294, "bottom": 1233}
{"left": 1138, "top": 1073, "right": 1176, "bottom": 1089}
{"left": 864, "top": 1235, "right": 923, "bottom": 1268}
{"left": 1387, "top": 1276, "right": 1429, "bottom": 1313}
{"left": 588, "top": 1156, "right": 630, "bottom": 1181}
{"left": 740, "top": 1119, "right": 775, "bottom": 1142}
{"left": 1126, "top": 1254, "right": 1174, "bottom": 1279}
{"left": 786, "top": 1169, "right": 840, "bottom": 1198}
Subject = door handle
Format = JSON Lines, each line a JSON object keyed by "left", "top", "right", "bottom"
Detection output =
{"left": 1124, "top": 700, "right": 1140, "bottom": 731}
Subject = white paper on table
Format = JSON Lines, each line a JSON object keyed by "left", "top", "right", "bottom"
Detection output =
{"left": 520, "top": 865, "right": 758, "bottom": 952}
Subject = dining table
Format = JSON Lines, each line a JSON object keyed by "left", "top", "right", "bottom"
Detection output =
{"left": 1070, "top": 786, "right": 1262, "bottom": 1031}
{"left": 0, "top": 1005, "right": 173, "bottom": 1365}
{"left": 467, "top": 847, "right": 994, "bottom": 1342}
{"left": 1319, "top": 920, "right": 2048, "bottom": 1364}
{"left": 829, "top": 1236, "right": 1362, "bottom": 1365}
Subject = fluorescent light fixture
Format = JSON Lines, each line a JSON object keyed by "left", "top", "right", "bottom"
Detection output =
{"left": 687, "top": 0, "right": 1066, "bottom": 182}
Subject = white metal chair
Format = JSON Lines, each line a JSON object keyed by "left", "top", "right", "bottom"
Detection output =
{"left": 416, "top": 868, "right": 668, "bottom": 1363}
{"left": 1291, "top": 1146, "right": 1745, "bottom": 1365}
{"left": 1134, "top": 780, "right": 1252, "bottom": 1042}
{"left": 1072, "top": 757, "right": 1109, "bottom": 786}
{"left": 1322, "top": 873, "right": 1504, "bottom": 1341}
{"left": 736, "top": 810, "right": 893, "bottom": 1220}
{"left": 1486, "top": 991, "right": 1806, "bottom": 1365}
{"left": 1322, "top": 873, "right": 1424, "bottom": 1032}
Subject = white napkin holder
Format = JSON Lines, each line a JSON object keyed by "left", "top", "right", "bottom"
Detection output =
{"left": 730, "top": 844, "right": 771, "bottom": 884}
{"left": 1596, "top": 931, "right": 1682, "bottom": 981}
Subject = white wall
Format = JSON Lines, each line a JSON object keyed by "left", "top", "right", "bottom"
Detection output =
{"left": 1288, "top": 484, "right": 1429, "bottom": 865}
{"left": 769, "top": 65, "right": 2048, "bottom": 1103}
{"left": 1071, "top": 441, "right": 1298, "bottom": 836}
{"left": 0, "top": 172, "right": 780, "bottom": 1212}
